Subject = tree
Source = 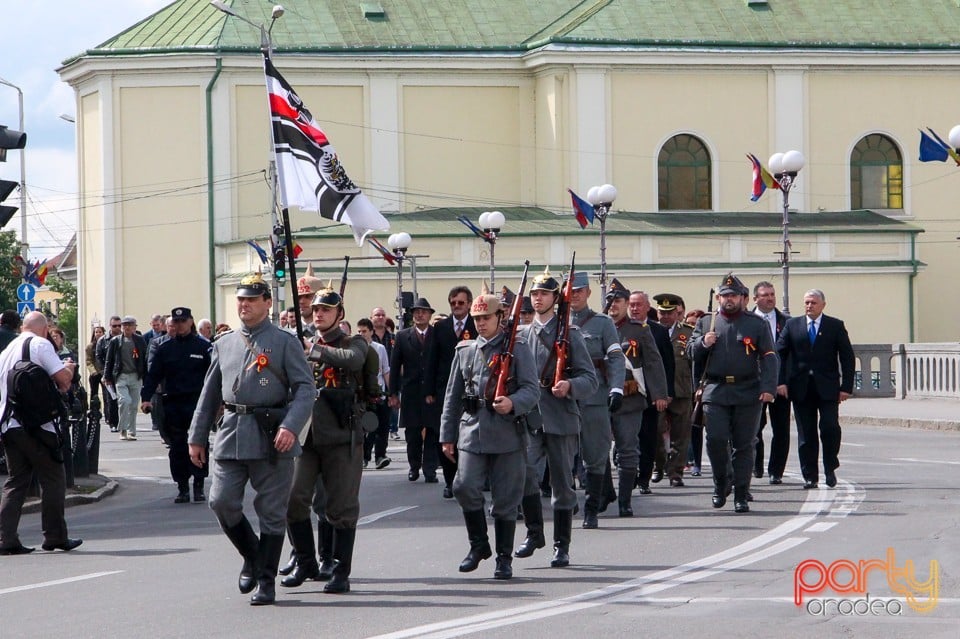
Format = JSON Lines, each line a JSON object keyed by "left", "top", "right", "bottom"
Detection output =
{"left": 0, "top": 230, "right": 22, "bottom": 311}
{"left": 48, "top": 276, "right": 79, "bottom": 352}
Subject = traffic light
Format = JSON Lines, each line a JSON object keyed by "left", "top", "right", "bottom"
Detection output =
{"left": 0, "top": 179, "right": 18, "bottom": 228}
{"left": 273, "top": 243, "right": 287, "bottom": 281}
{"left": 0, "top": 126, "right": 26, "bottom": 163}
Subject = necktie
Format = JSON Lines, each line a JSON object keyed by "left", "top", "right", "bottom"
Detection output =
{"left": 808, "top": 321, "right": 817, "bottom": 345}
{"left": 455, "top": 320, "right": 463, "bottom": 337}
{"left": 417, "top": 330, "right": 425, "bottom": 345}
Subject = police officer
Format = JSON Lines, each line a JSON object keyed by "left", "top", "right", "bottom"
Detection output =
{"left": 605, "top": 279, "right": 667, "bottom": 516}
{"left": 440, "top": 288, "right": 539, "bottom": 580}
{"left": 282, "top": 284, "right": 368, "bottom": 594}
{"left": 568, "top": 272, "right": 625, "bottom": 529}
{"left": 188, "top": 273, "right": 314, "bottom": 605}
{"left": 653, "top": 293, "right": 695, "bottom": 487}
{"left": 688, "top": 274, "right": 778, "bottom": 513}
{"left": 140, "top": 307, "right": 211, "bottom": 503}
{"left": 514, "top": 267, "right": 597, "bottom": 568}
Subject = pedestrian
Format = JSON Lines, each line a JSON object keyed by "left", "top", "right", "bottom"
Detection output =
{"left": 0, "top": 312, "right": 82, "bottom": 555}
{"left": 776, "top": 289, "right": 855, "bottom": 489}
{"left": 96, "top": 316, "right": 122, "bottom": 432}
{"left": 653, "top": 293, "right": 695, "bottom": 487}
{"left": 282, "top": 284, "right": 367, "bottom": 594}
{"left": 0, "top": 310, "right": 21, "bottom": 353}
{"left": 514, "top": 267, "right": 597, "bottom": 568}
{"left": 440, "top": 288, "right": 539, "bottom": 579}
{"left": 688, "top": 274, "right": 778, "bottom": 513}
{"left": 85, "top": 325, "right": 105, "bottom": 406}
{"left": 187, "top": 272, "right": 314, "bottom": 606}
{"left": 357, "top": 318, "right": 391, "bottom": 470}
{"left": 140, "top": 307, "right": 212, "bottom": 503}
{"left": 103, "top": 315, "right": 147, "bottom": 441}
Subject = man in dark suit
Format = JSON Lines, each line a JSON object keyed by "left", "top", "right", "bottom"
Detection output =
{"left": 751, "top": 281, "right": 791, "bottom": 484}
{"left": 426, "top": 286, "right": 476, "bottom": 498}
{"left": 389, "top": 298, "right": 440, "bottom": 483}
{"left": 628, "top": 291, "right": 673, "bottom": 493}
{"left": 776, "top": 289, "right": 855, "bottom": 489}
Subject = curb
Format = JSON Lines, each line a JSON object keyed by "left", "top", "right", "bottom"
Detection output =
{"left": 844, "top": 416, "right": 960, "bottom": 432}
{"left": 22, "top": 475, "right": 119, "bottom": 515}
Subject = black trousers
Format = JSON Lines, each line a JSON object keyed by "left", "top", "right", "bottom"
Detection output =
{"left": 755, "top": 394, "right": 791, "bottom": 478}
{"left": 164, "top": 397, "right": 207, "bottom": 486}
{"left": 405, "top": 425, "right": 439, "bottom": 478}
{"left": 793, "top": 385, "right": 841, "bottom": 483}
{"left": 363, "top": 403, "right": 391, "bottom": 461}
{"left": 636, "top": 404, "right": 660, "bottom": 484}
{"left": 0, "top": 428, "right": 68, "bottom": 548}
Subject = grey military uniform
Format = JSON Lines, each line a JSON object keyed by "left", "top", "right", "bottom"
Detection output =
{"left": 287, "top": 328, "right": 368, "bottom": 528}
{"left": 519, "top": 316, "right": 597, "bottom": 509}
{"left": 189, "top": 318, "right": 314, "bottom": 534}
{"left": 570, "top": 307, "right": 625, "bottom": 475}
{"left": 688, "top": 311, "right": 778, "bottom": 493}
{"left": 439, "top": 331, "right": 540, "bottom": 519}
{"left": 612, "top": 319, "right": 667, "bottom": 472}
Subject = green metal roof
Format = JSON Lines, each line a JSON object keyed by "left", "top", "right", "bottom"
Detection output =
{"left": 72, "top": 0, "right": 960, "bottom": 61}
{"left": 294, "top": 207, "right": 922, "bottom": 240}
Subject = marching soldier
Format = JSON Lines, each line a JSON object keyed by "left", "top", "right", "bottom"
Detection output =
{"left": 568, "top": 272, "right": 625, "bottom": 529}
{"left": 514, "top": 268, "right": 597, "bottom": 567}
{"left": 294, "top": 263, "right": 324, "bottom": 337}
{"left": 688, "top": 274, "right": 778, "bottom": 513}
{"left": 440, "top": 288, "right": 539, "bottom": 580}
{"left": 653, "top": 293, "right": 695, "bottom": 487}
{"left": 605, "top": 279, "right": 668, "bottom": 515}
{"left": 188, "top": 273, "right": 314, "bottom": 605}
{"left": 282, "top": 284, "right": 368, "bottom": 594}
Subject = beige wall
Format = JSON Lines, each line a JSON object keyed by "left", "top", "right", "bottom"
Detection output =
{"left": 78, "top": 91, "right": 104, "bottom": 339}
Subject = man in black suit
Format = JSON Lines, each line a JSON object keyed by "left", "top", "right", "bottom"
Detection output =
{"left": 628, "top": 291, "right": 673, "bottom": 493}
{"left": 776, "top": 289, "right": 855, "bottom": 489}
{"left": 751, "top": 281, "right": 791, "bottom": 484}
{"left": 426, "top": 286, "right": 476, "bottom": 498}
{"left": 389, "top": 298, "right": 440, "bottom": 483}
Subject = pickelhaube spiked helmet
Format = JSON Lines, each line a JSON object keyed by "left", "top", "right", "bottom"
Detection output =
{"left": 311, "top": 280, "right": 343, "bottom": 308}
{"left": 530, "top": 266, "right": 560, "bottom": 293}
{"left": 236, "top": 271, "right": 271, "bottom": 298}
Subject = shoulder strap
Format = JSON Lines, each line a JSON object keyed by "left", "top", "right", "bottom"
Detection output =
{"left": 21, "top": 336, "right": 33, "bottom": 361}
{"left": 575, "top": 310, "right": 596, "bottom": 329}
{"left": 238, "top": 331, "right": 289, "bottom": 387}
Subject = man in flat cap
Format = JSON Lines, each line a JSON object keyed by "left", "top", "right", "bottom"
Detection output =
{"left": 653, "top": 293, "right": 695, "bottom": 487}
{"left": 688, "top": 274, "right": 778, "bottom": 513}
{"left": 188, "top": 273, "right": 314, "bottom": 605}
{"left": 141, "top": 307, "right": 212, "bottom": 503}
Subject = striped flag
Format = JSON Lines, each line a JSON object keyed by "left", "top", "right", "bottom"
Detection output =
{"left": 264, "top": 56, "right": 389, "bottom": 245}
{"left": 919, "top": 128, "right": 960, "bottom": 165}
{"left": 746, "top": 153, "right": 780, "bottom": 202}
{"left": 568, "top": 189, "right": 595, "bottom": 229}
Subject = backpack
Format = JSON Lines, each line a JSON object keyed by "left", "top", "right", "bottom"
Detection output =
{"left": 5, "top": 337, "right": 67, "bottom": 430}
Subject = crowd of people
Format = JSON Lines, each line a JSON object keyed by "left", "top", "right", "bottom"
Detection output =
{"left": 0, "top": 265, "right": 855, "bottom": 608}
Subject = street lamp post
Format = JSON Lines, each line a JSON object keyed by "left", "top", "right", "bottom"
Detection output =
{"left": 768, "top": 150, "right": 805, "bottom": 315}
{"left": 586, "top": 183, "right": 617, "bottom": 300}
{"left": 210, "top": 1, "right": 284, "bottom": 55}
{"left": 0, "top": 76, "right": 27, "bottom": 260}
{"left": 387, "top": 232, "right": 412, "bottom": 329}
{"left": 478, "top": 210, "right": 505, "bottom": 291}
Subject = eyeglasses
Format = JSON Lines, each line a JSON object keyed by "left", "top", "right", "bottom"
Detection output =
{"left": 110, "top": 324, "right": 121, "bottom": 328}
{"left": 450, "top": 300, "right": 468, "bottom": 306}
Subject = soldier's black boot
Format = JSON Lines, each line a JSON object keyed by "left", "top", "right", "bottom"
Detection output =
{"left": 618, "top": 470, "right": 637, "bottom": 517}
{"left": 600, "top": 460, "right": 617, "bottom": 513}
{"left": 323, "top": 527, "right": 357, "bottom": 593}
{"left": 280, "top": 519, "right": 320, "bottom": 587}
{"left": 734, "top": 486, "right": 750, "bottom": 513}
{"left": 493, "top": 518, "right": 516, "bottom": 580}
{"left": 250, "top": 533, "right": 284, "bottom": 605}
{"left": 220, "top": 516, "right": 259, "bottom": 594}
{"left": 317, "top": 520, "right": 337, "bottom": 580}
{"left": 458, "top": 510, "right": 492, "bottom": 572}
{"left": 279, "top": 548, "right": 297, "bottom": 576}
{"left": 514, "top": 495, "right": 545, "bottom": 558}
{"left": 582, "top": 472, "right": 604, "bottom": 529}
{"left": 712, "top": 477, "right": 729, "bottom": 509}
{"left": 550, "top": 509, "right": 572, "bottom": 568}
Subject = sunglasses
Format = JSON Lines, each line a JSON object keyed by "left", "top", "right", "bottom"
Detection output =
{"left": 110, "top": 324, "right": 121, "bottom": 328}
{"left": 450, "top": 300, "right": 469, "bottom": 306}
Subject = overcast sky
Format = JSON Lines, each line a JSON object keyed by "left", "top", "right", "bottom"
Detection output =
{"left": 0, "top": 0, "right": 170, "bottom": 259}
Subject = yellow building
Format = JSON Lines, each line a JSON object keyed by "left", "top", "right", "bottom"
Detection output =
{"left": 58, "top": 0, "right": 960, "bottom": 345}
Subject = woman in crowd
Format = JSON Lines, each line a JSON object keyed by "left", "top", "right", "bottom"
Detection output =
{"left": 85, "top": 325, "right": 105, "bottom": 405}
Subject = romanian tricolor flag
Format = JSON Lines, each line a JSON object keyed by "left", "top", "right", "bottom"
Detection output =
{"left": 568, "top": 189, "right": 595, "bottom": 229}
{"left": 747, "top": 153, "right": 781, "bottom": 202}
{"left": 919, "top": 128, "right": 960, "bottom": 165}
{"left": 367, "top": 236, "right": 396, "bottom": 265}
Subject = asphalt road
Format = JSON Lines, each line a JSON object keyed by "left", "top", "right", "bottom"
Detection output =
{"left": 1, "top": 422, "right": 957, "bottom": 639}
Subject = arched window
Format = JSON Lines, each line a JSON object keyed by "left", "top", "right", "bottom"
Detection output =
{"left": 850, "top": 134, "right": 902, "bottom": 210}
{"left": 658, "top": 134, "right": 712, "bottom": 210}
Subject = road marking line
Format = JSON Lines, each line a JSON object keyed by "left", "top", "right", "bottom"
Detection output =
{"left": 358, "top": 506, "right": 417, "bottom": 525}
{"left": 0, "top": 571, "right": 123, "bottom": 596}
{"left": 369, "top": 480, "right": 857, "bottom": 639}
{"left": 804, "top": 522, "right": 837, "bottom": 533}
{"left": 102, "top": 457, "right": 168, "bottom": 462}
{"left": 893, "top": 457, "right": 960, "bottom": 466}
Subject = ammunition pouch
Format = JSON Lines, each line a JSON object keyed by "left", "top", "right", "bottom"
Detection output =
{"left": 252, "top": 406, "right": 287, "bottom": 465}
{"left": 519, "top": 405, "right": 543, "bottom": 434}
{"left": 462, "top": 394, "right": 480, "bottom": 416}
{"left": 317, "top": 386, "right": 358, "bottom": 431}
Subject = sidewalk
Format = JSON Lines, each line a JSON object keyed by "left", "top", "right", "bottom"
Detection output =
{"left": 23, "top": 473, "right": 118, "bottom": 515}
{"left": 840, "top": 396, "right": 959, "bottom": 431}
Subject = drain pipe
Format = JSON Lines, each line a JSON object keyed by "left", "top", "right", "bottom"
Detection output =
{"left": 205, "top": 57, "right": 223, "bottom": 324}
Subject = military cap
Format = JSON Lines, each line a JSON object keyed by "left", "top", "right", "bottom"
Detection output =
{"left": 410, "top": 297, "right": 435, "bottom": 313}
{"left": 530, "top": 266, "right": 560, "bottom": 293}
{"left": 717, "top": 273, "right": 748, "bottom": 296}
{"left": 605, "top": 277, "right": 630, "bottom": 301}
{"left": 170, "top": 306, "right": 193, "bottom": 320}
{"left": 311, "top": 281, "right": 343, "bottom": 308}
{"left": 470, "top": 290, "right": 502, "bottom": 317}
{"left": 236, "top": 272, "right": 271, "bottom": 298}
{"left": 520, "top": 296, "right": 534, "bottom": 314}
{"left": 296, "top": 263, "right": 324, "bottom": 297}
{"left": 570, "top": 271, "right": 591, "bottom": 290}
{"left": 653, "top": 293, "right": 685, "bottom": 312}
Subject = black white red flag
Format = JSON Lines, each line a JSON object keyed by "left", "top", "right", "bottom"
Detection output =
{"left": 264, "top": 56, "right": 389, "bottom": 245}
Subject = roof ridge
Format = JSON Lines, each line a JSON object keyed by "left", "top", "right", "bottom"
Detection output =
{"left": 523, "top": 0, "right": 614, "bottom": 48}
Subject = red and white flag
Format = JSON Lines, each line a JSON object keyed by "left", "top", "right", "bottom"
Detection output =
{"left": 264, "top": 57, "right": 389, "bottom": 245}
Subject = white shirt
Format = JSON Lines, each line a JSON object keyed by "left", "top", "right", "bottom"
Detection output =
{"left": 0, "top": 332, "right": 66, "bottom": 434}
{"left": 368, "top": 339, "right": 390, "bottom": 389}
{"left": 755, "top": 308, "right": 776, "bottom": 340}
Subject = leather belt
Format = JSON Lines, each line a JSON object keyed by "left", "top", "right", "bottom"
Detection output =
{"left": 623, "top": 379, "right": 640, "bottom": 397}
{"left": 223, "top": 402, "right": 283, "bottom": 415}
{"left": 706, "top": 374, "right": 757, "bottom": 384}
